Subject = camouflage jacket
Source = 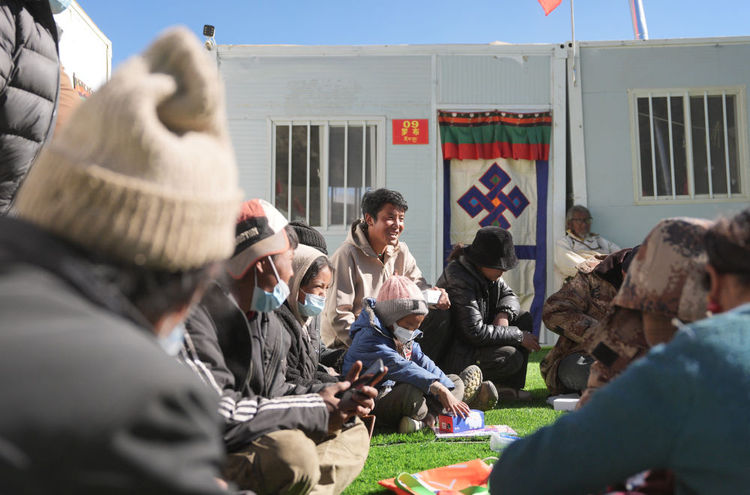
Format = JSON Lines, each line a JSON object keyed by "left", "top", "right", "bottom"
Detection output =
{"left": 540, "top": 258, "right": 618, "bottom": 395}
{"left": 577, "top": 218, "right": 711, "bottom": 407}
{"left": 577, "top": 307, "right": 648, "bottom": 407}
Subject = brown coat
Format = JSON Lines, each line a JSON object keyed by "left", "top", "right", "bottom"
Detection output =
{"left": 540, "top": 258, "right": 617, "bottom": 395}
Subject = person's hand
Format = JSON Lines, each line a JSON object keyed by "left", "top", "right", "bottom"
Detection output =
{"left": 434, "top": 287, "right": 450, "bottom": 310}
{"left": 520, "top": 331, "right": 541, "bottom": 352}
{"left": 431, "top": 381, "right": 471, "bottom": 418}
{"left": 493, "top": 311, "right": 510, "bottom": 327}
{"left": 319, "top": 382, "right": 354, "bottom": 433}
{"left": 339, "top": 384, "right": 377, "bottom": 417}
{"left": 338, "top": 360, "right": 385, "bottom": 417}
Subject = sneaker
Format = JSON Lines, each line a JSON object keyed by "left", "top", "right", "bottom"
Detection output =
{"left": 398, "top": 416, "right": 423, "bottom": 434}
{"left": 468, "top": 381, "right": 499, "bottom": 411}
{"left": 459, "top": 365, "right": 483, "bottom": 404}
{"left": 497, "top": 387, "right": 532, "bottom": 402}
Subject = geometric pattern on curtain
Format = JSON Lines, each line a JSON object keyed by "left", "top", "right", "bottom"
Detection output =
{"left": 439, "top": 110, "right": 552, "bottom": 334}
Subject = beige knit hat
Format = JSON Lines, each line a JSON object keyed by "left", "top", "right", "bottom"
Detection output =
{"left": 14, "top": 27, "right": 242, "bottom": 271}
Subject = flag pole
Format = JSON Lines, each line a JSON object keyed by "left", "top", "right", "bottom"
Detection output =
{"left": 570, "top": 0, "right": 577, "bottom": 85}
{"left": 629, "top": 0, "right": 650, "bottom": 40}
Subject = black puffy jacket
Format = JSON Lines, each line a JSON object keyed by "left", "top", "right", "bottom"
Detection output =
{"left": 0, "top": 0, "right": 59, "bottom": 214}
{"left": 429, "top": 255, "right": 523, "bottom": 374}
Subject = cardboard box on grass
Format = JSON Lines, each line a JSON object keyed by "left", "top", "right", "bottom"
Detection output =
{"left": 437, "top": 409, "right": 484, "bottom": 433}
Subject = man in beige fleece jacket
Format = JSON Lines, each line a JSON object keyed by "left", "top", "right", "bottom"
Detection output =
{"left": 321, "top": 189, "right": 449, "bottom": 353}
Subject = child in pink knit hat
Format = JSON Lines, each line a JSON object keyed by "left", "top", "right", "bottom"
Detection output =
{"left": 342, "top": 275, "right": 489, "bottom": 433}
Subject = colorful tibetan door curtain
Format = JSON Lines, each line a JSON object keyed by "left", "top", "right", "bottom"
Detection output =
{"left": 439, "top": 111, "right": 551, "bottom": 334}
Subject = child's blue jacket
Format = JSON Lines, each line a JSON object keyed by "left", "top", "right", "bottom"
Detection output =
{"left": 341, "top": 298, "right": 454, "bottom": 393}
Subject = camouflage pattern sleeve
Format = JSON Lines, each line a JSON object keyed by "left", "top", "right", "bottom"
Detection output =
{"left": 578, "top": 307, "right": 648, "bottom": 407}
{"left": 542, "top": 271, "right": 598, "bottom": 344}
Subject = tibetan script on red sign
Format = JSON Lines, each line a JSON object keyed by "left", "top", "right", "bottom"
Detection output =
{"left": 392, "top": 119, "right": 429, "bottom": 145}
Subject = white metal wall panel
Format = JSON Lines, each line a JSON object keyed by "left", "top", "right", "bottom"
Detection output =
{"left": 218, "top": 50, "right": 438, "bottom": 276}
{"left": 386, "top": 143, "right": 436, "bottom": 282}
{"left": 438, "top": 54, "right": 551, "bottom": 105}
{"left": 54, "top": 2, "right": 111, "bottom": 90}
{"left": 227, "top": 119, "right": 268, "bottom": 201}
{"left": 579, "top": 41, "right": 750, "bottom": 247}
{"left": 220, "top": 55, "right": 432, "bottom": 119}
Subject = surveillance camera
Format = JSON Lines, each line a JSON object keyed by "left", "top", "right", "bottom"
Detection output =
{"left": 204, "top": 38, "right": 216, "bottom": 51}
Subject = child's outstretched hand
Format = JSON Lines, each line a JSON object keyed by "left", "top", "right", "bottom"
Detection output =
{"left": 430, "top": 381, "right": 471, "bottom": 418}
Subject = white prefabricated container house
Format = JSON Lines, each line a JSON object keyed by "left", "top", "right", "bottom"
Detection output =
{"left": 574, "top": 37, "right": 750, "bottom": 246}
{"left": 212, "top": 36, "right": 750, "bottom": 341}
{"left": 53, "top": 0, "right": 112, "bottom": 95}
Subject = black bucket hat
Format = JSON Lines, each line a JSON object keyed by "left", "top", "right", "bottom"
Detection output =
{"left": 464, "top": 226, "right": 518, "bottom": 271}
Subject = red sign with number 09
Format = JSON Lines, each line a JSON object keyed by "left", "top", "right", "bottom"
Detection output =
{"left": 392, "top": 119, "right": 429, "bottom": 145}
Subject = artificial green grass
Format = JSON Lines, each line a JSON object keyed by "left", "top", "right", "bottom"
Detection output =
{"left": 343, "top": 348, "right": 565, "bottom": 494}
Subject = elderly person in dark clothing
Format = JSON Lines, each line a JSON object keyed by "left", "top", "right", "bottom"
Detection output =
{"left": 541, "top": 248, "right": 637, "bottom": 395}
{"left": 423, "top": 226, "right": 540, "bottom": 401}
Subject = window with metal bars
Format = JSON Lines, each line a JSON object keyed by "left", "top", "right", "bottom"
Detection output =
{"left": 272, "top": 119, "right": 382, "bottom": 228}
{"left": 631, "top": 87, "right": 747, "bottom": 202}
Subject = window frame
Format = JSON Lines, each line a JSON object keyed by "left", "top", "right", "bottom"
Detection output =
{"left": 268, "top": 116, "right": 386, "bottom": 231}
{"left": 628, "top": 86, "right": 749, "bottom": 204}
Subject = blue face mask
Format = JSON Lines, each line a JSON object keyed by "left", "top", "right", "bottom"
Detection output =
{"left": 250, "top": 257, "right": 290, "bottom": 313}
{"left": 298, "top": 292, "right": 326, "bottom": 317}
{"left": 49, "top": 0, "right": 72, "bottom": 14}
{"left": 159, "top": 323, "right": 186, "bottom": 356}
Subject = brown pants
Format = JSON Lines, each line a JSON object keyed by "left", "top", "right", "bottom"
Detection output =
{"left": 372, "top": 374, "right": 464, "bottom": 427}
{"left": 223, "top": 419, "right": 370, "bottom": 495}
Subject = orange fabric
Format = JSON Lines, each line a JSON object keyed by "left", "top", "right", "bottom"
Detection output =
{"left": 379, "top": 458, "right": 492, "bottom": 494}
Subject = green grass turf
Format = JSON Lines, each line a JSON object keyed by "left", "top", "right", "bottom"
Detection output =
{"left": 343, "top": 348, "right": 564, "bottom": 494}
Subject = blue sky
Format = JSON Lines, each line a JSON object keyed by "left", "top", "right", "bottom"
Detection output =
{"left": 77, "top": 0, "right": 750, "bottom": 69}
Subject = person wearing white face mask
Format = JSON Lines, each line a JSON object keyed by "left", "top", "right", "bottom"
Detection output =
{"left": 342, "top": 276, "right": 482, "bottom": 433}
{"left": 181, "top": 199, "right": 377, "bottom": 495}
{"left": 276, "top": 242, "right": 340, "bottom": 387}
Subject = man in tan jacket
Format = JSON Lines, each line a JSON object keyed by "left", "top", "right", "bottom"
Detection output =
{"left": 321, "top": 189, "right": 449, "bottom": 354}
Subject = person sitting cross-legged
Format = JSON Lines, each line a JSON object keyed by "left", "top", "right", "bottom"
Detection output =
{"left": 423, "top": 227, "right": 539, "bottom": 401}
{"left": 180, "top": 199, "right": 377, "bottom": 495}
{"left": 540, "top": 247, "right": 637, "bottom": 396}
{"left": 342, "top": 275, "right": 493, "bottom": 433}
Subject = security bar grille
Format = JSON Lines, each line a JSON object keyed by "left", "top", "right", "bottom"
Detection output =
{"left": 272, "top": 120, "right": 381, "bottom": 228}
{"left": 633, "top": 88, "right": 745, "bottom": 201}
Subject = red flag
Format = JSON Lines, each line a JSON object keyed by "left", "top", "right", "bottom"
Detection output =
{"left": 538, "top": 0, "right": 562, "bottom": 15}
